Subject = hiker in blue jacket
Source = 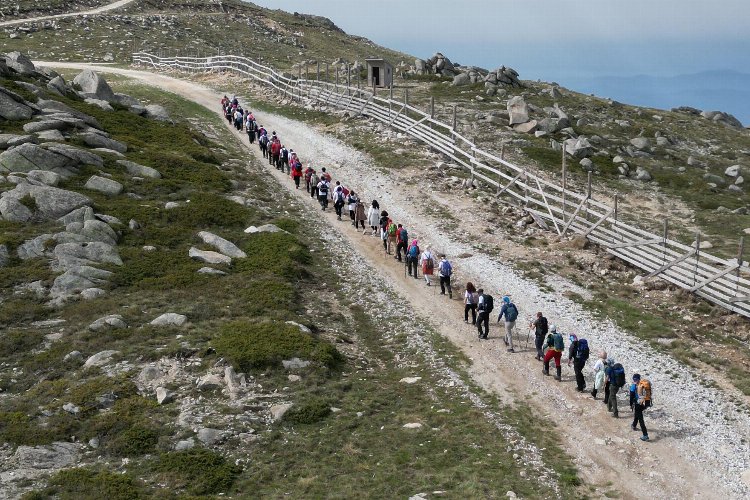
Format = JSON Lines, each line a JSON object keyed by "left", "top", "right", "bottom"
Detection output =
{"left": 497, "top": 296, "right": 519, "bottom": 353}
{"left": 567, "top": 334, "right": 590, "bottom": 392}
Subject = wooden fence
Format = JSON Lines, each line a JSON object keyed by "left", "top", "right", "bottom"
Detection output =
{"left": 131, "top": 51, "right": 750, "bottom": 318}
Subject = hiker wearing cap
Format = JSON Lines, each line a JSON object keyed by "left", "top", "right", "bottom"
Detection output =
{"left": 567, "top": 334, "right": 590, "bottom": 392}
{"left": 591, "top": 351, "right": 607, "bottom": 399}
{"left": 542, "top": 326, "right": 564, "bottom": 380}
{"left": 630, "top": 373, "right": 652, "bottom": 441}
{"left": 464, "top": 282, "right": 478, "bottom": 324}
{"left": 497, "top": 296, "right": 519, "bottom": 353}
{"left": 530, "top": 312, "right": 548, "bottom": 361}
{"left": 438, "top": 255, "right": 453, "bottom": 298}
{"left": 420, "top": 247, "right": 435, "bottom": 286}
{"left": 476, "top": 289, "right": 494, "bottom": 339}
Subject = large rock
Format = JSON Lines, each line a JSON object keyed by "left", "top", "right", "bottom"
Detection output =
{"left": 630, "top": 137, "right": 651, "bottom": 151}
{"left": 0, "top": 196, "right": 33, "bottom": 222}
{"left": 116, "top": 159, "right": 161, "bottom": 179}
{"left": 84, "top": 175, "right": 123, "bottom": 196}
{"left": 50, "top": 265, "right": 113, "bottom": 298}
{"left": 513, "top": 120, "right": 538, "bottom": 134}
{"left": 144, "top": 104, "right": 171, "bottom": 122}
{"left": 0, "top": 183, "right": 91, "bottom": 221}
{"left": 725, "top": 165, "right": 741, "bottom": 177}
{"left": 73, "top": 70, "right": 116, "bottom": 102}
{"left": 634, "top": 167, "right": 652, "bottom": 182}
{"left": 37, "top": 99, "right": 101, "bottom": 129}
{"left": 189, "top": 247, "right": 232, "bottom": 265}
{"left": 150, "top": 313, "right": 188, "bottom": 327}
{"left": 45, "top": 143, "right": 104, "bottom": 171}
{"left": 0, "top": 143, "right": 68, "bottom": 174}
{"left": 0, "top": 87, "right": 34, "bottom": 121}
{"left": 83, "top": 350, "right": 120, "bottom": 369}
{"left": 197, "top": 231, "right": 246, "bottom": 258}
{"left": 270, "top": 403, "right": 293, "bottom": 421}
{"left": 10, "top": 442, "right": 78, "bottom": 471}
{"left": 78, "top": 132, "right": 127, "bottom": 153}
{"left": 4, "top": 51, "right": 36, "bottom": 75}
{"left": 17, "top": 234, "right": 54, "bottom": 260}
{"left": 0, "top": 134, "right": 36, "bottom": 149}
{"left": 196, "top": 428, "right": 224, "bottom": 445}
{"left": 564, "top": 137, "right": 593, "bottom": 158}
{"left": 27, "top": 170, "right": 61, "bottom": 187}
{"left": 507, "top": 96, "right": 530, "bottom": 126}
{"left": 47, "top": 76, "right": 67, "bottom": 95}
{"left": 53, "top": 242, "right": 122, "bottom": 270}
{"left": 452, "top": 73, "right": 471, "bottom": 86}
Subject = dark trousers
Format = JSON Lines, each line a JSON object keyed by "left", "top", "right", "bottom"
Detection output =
{"left": 282, "top": 158, "right": 289, "bottom": 172}
{"left": 396, "top": 242, "right": 407, "bottom": 261}
{"left": 334, "top": 201, "right": 344, "bottom": 217}
{"left": 535, "top": 334, "right": 545, "bottom": 358}
{"left": 311, "top": 186, "right": 318, "bottom": 199}
{"left": 608, "top": 385, "right": 619, "bottom": 416}
{"left": 476, "top": 312, "right": 489, "bottom": 338}
{"left": 247, "top": 132, "right": 255, "bottom": 144}
{"left": 260, "top": 145, "right": 267, "bottom": 158}
{"left": 272, "top": 154, "right": 280, "bottom": 168}
{"left": 318, "top": 195, "right": 328, "bottom": 209}
{"left": 293, "top": 177, "right": 300, "bottom": 188}
{"left": 633, "top": 403, "right": 648, "bottom": 436}
{"left": 464, "top": 303, "right": 477, "bottom": 324}
{"left": 603, "top": 381, "right": 611, "bottom": 404}
{"left": 407, "top": 257, "right": 418, "bottom": 277}
{"left": 439, "top": 275, "right": 451, "bottom": 296}
{"left": 573, "top": 360, "right": 586, "bottom": 390}
{"left": 349, "top": 209, "right": 355, "bottom": 222}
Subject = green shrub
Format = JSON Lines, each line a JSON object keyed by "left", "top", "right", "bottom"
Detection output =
{"left": 237, "top": 278, "right": 298, "bottom": 317}
{"left": 282, "top": 397, "right": 331, "bottom": 425}
{"left": 154, "top": 448, "right": 241, "bottom": 495}
{"left": 90, "top": 397, "right": 162, "bottom": 457}
{"left": 108, "top": 425, "right": 159, "bottom": 457}
{"left": 0, "top": 330, "right": 44, "bottom": 355}
{"left": 272, "top": 217, "right": 300, "bottom": 233}
{"left": 18, "top": 194, "right": 37, "bottom": 212}
{"left": 167, "top": 193, "right": 252, "bottom": 229}
{"left": 0, "top": 411, "right": 52, "bottom": 446}
{"left": 0, "top": 299, "right": 48, "bottom": 328}
{"left": 214, "top": 321, "right": 343, "bottom": 371}
{"left": 27, "top": 468, "right": 146, "bottom": 500}
{"left": 112, "top": 247, "right": 206, "bottom": 289}
{"left": 235, "top": 232, "right": 311, "bottom": 279}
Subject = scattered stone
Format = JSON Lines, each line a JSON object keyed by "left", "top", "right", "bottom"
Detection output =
{"left": 116, "top": 159, "right": 161, "bottom": 178}
{"left": 144, "top": 104, "right": 171, "bottom": 122}
{"left": 285, "top": 321, "right": 312, "bottom": 333}
{"left": 175, "top": 438, "right": 195, "bottom": 451}
{"left": 196, "top": 374, "right": 223, "bottom": 390}
{"left": 507, "top": 96, "right": 530, "bottom": 126}
{"left": 270, "top": 403, "right": 293, "bottom": 421}
{"left": 88, "top": 314, "right": 127, "bottom": 332}
{"left": 197, "top": 428, "right": 224, "bottom": 445}
{"left": 84, "top": 175, "right": 123, "bottom": 195}
{"left": 73, "top": 70, "right": 116, "bottom": 102}
{"left": 198, "top": 267, "right": 227, "bottom": 275}
{"left": 402, "top": 423, "right": 423, "bottom": 429}
{"left": 580, "top": 158, "right": 594, "bottom": 171}
{"left": 244, "top": 224, "right": 286, "bottom": 234}
{"left": 513, "top": 119, "right": 538, "bottom": 134}
{"left": 78, "top": 132, "right": 127, "bottom": 153}
{"left": 11, "top": 442, "right": 78, "bottom": 471}
{"left": 62, "top": 403, "right": 80, "bottom": 415}
{"left": 156, "top": 387, "right": 174, "bottom": 404}
{"left": 83, "top": 350, "right": 120, "bottom": 369}
{"left": 164, "top": 201, "right": 180, "bottom": 210}
{"left": 63, "top": 351, "right": 82, "bottom": 362}
{"left": 80, "top": 288, "right": 106, "bottom": 300}
{"left": 288, "top": 374, "right": 301, "bottom": 382}
{"left": 282, "top": 358, "right": 311, "bottom": 370}
{"left": 725, "top": 165, "right": 741, "bottom": 177}
{"left": 197, "top": 231, "right": 246, "bottom": 258}
{"left": 634, "top": 167, "right": 652, "bottom": 182}
{"left": 630, "top": 137, "right": 651, "bottom": 151}
{"left": 400, "top": 377, "right": 422, "bottom": 384}
{"left": 189, "top": 247, "right": 232, "bottom": 265}
{"left": 88, "top": 437, "right": 100, "bottom": 449}
{"left": 150, "top": 313, "right": 188, "bottom": 327}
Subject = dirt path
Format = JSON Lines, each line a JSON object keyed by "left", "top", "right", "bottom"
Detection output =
{"left": 37, "top": 62, "right": 750, "bottom": 499}
{"left": 0, "top": 0, "right": 135, "bottom": 27}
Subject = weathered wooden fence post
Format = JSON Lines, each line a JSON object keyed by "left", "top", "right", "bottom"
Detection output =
{"left": 662, "top": 219, "right": 669, "bottom": 266}
{"left": 694, "top": 232, "right": 701, "bottom": 288}
{"left": 561, "top": 147, "right": 567, "bottom": 226}
{"left": 452, "top": 105, "right": 457, "bottom": 132}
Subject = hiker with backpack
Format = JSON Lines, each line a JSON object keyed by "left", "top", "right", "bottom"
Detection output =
{"left": 420, "top": 248, "right": 435, "bottom": 286}
{"left": 347, "top": 191, "right": 360, "bottom": 225}
{"left": 530, "top": 312, "right": 548, "bottom": 361}
{"left": 280, "top": 145, "right": 290, "bottom": 173}
{"left": 591, "top": 351, "right": 608, "bottom": 399}
{"left": 542, "top": 326, "right": 565, "bottom": 380}
{"left": 567, "top": 334, "right": 590, "bottom": 392}
{"left": 395, "top": 224, "right": 408, "bottom": 262}
{"left": 270, "top": 137, "right": 282, "bottom": 169}
{"left": 259, "top": 131, "right": 268, "bottom": 158}
{"left": 304, "top": 166, "right": 315, "bottom": 193}
{"left": 630, "top": 373, "right": 652, "bottom": 441}
{"left": 368, "top": 201, "right": 381, "bottom": 235}
{"left": 497, "top": 296, "right": 519, "bottom": 353}
{"left": 246, "top": 117, "right": 256, "bottom": 144}
{"left": 464, "top": 282, "right": 478, "bottom": 324}
{"left": 317, "top": 178, "right": 330, "bottom": 210}
{"left": 605, "top": 361, "right": 626, "bottom": 418}
{"left": 406, "top": 240, "right": 420, "bottom": 279}
{"left": 310, "top": 170, "right": 320, "bottom": 199}
{"left": 476, "top": 289, "right": 493, "bottom": 339}
{"left": 438, "top": 255, "right": 453, "bottom": 298}
{"left": 291, "top": 161, "right": 303, "bottom": 189}
{"left": 354, "top": 199, "right": 367, "bottom": 230}
{"left": 333, "top": 182, "right": 346, "bottom": 220}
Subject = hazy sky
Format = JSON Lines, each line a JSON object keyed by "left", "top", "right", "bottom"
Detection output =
{"left": 249, "top": 0, "right": 750, "bottom": 79}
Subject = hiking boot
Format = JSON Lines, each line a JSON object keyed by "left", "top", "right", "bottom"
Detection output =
{"left": 503, "top": 339, "right": 509, "bottom": 346}
{"left": 448, "top": 292, "right": 452, "bottom": 299}
{"left": 507, "top": 348, "right": 514, "bottom": 353}
{"left": 554, "top": 367, "right": 562, "bottom": 381}
{"left": 612, "top": 413, "right": 619, "bottom": 418}
{"left": 440, "top": 291, "right": 445, "bottom": 295}
{"left": 542, "top": 367, "right": 549, "bottom": 376}
{"left": 591, "top": 389, "right": 597, "bottom": 399}
{"left": 631, "top": 425, "right": 638, "bottom": 431}
{"left": 640, "top": 435, "right": 649, "bottom": 441}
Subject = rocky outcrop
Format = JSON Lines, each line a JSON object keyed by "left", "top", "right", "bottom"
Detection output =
{"left": 116, "top": 159, "right": 161, "bottom": 178}
{"left": 3, "top": 51, "right": 36, "bottom": 76}
{"left": 484, "top": 66, "right": 522, "bottom": 87}
{"left": 189, "top": 247, "right": 232, "bottom": 265}
{"left": 84, "top": 175, "right": 123, "bottom": 195}
{"left": 507, "top": 96, "right": 530, "bottom": 126}
{"left": 197, "top": 231, "right": 246, "bottom": 258}
{"left": 73, "top": 69, "right": 116, "bottom": 102}
{"left": 0, "top": 142, "right": 103, "bottom": 177}
{"left": 0, "top": 183, "right": 91, "bottom": 222}
{"left": 0, "top": 86, "right": 35, "bottom": 121}
{"left": 145, "top": 104, "right": 171, "bottom": 122}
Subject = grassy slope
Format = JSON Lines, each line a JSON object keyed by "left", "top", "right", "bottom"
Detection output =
{"left": 0, "top": 75, "right": 581, "bottom": 497}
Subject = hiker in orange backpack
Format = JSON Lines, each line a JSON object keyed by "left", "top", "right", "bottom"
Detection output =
{"left": 630, "top": 374, "right": 652, "bottom": 441}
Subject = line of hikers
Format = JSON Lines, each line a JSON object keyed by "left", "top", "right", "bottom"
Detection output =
{"left": 224, "top": 93, "right": 653, "bottom": 442}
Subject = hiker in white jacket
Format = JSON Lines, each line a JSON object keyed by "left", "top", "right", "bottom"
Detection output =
{"left": 419, "top": 248, "right": 435, "bottom": 286}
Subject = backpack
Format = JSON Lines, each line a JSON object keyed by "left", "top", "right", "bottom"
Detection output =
{"left": 481, "top": 294, "right": 494, "bottom": 314}
{"left": 440, "top": 260, "right": 452, "bottom": 277}
{"left": 318, "top": 183, "right": 329, "bottom": 195}
{"left": 505, "top": 303, "right": 518, "bottom": 322}
{"left": 399, "top": 229, "right": 408, "bottom": 243}
{"left": 638, "top": 379, "right": 653, "bottom": 407}
{"left": 536, "top": 317, "right": 548, "bottom": 335}
{"left": 575, "top": 338, "right": 590, "bottom": 361}
{"left": 294, "top": 163, "right": 302, "bottom": 174}
{"left": 388, "top": 223, "right": 397, "bottom": 236}
{"left": 611, "top": 363, "right": 626, "bottom": 388}
{"left": 334, "top": 189, "right": 345, "bottom": 203}
{"left": 552, "top": 333, "right": 564, "bottom": 351}
{"left": 408, "top": 245, "right": 419, "bottom": 258}
{"left": 425, "top": 257, "right": 434, "bottom": 272}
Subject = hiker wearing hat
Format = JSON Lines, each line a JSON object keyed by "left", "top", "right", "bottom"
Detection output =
{"left": 542, "top": 326, "right": 564, "bottom": 380}
{"left": 630, "top": 373, "right": 652, "bottom": 441}
{"left": 497, "top": 296, "right": 519, "bottom": 353}
{"left": 591, "top": 351, "right": 607, "bottom": 399}
{"left": 530, "top": 312, "right": 548, "bottom": 361}
{"left": 567, "top": 334, "right": 590, "bottom": 392}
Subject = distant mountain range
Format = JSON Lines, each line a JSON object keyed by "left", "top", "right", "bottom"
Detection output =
{"left": 562, "top": 70, "right": 750, "bottom": 126}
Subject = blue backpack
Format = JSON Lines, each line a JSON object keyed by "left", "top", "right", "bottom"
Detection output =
{"left": 408, "top": 245, "right": 419, "bottom": 258}
{"left": 505, "top": 303, "right": 518, "bottom": 322}
{"left": 576, "top": 339, "right": 590, "bottom": 361}
{"left": 611, "top": 363, "right": 626, "bottom": 388}
{"left": 440, "top": 260, "right": 452, "bottom": 277}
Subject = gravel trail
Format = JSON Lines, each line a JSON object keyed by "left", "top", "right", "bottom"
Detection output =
{"left": 39, "top": 63, "right": 750, "bottom": 498}
{"left": 0, "top": 0, "right": 135, "bottom": 27}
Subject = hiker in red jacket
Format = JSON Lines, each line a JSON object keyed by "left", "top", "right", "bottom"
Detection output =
{"left": 270, "top": 137, "right": 282, "bottom": 169}
{"left": 304, "top": 166, "right": 315, "bottom": 193}
{"left": 291, "top": 160, "right": 303, "bottom": 189}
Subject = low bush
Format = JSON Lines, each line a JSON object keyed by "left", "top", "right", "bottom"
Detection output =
{"left": 26, "top": 468, "right": 146, "bottom": 500}
{"left": 90, "top": 396, "right": 162, "bottom": 457}
{"left": 167, "top": 193, "right": 252, "bottom": 229}
{"left": 282, "top": 397, "right": 332, "bottom": 425}
{"left": 112, "top": 246, "right": 206, "bottom": 289}
{"left": 0, "top": 299, "right": 48, "bottom": 328}
{"left": 154, "top": 448, "right": 241, "bottom": 495}
{"left": 237, "top": 278, "right": 298, "bottom": 317}
{"left": 235, "top": 232, "right": 311, "bottom": 279}
{"left": 0, "top": 330, "right": 44, "bottom": 355}
{"left": 214, "top": 321, "right": 343, "bottom": 371}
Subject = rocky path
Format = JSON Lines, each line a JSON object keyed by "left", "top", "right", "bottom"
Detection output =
{"left": 0, "top": 0, "right": 135, "bottom": 27}
{"left": 38, "top": 62, "right": 750, "bottom": 499}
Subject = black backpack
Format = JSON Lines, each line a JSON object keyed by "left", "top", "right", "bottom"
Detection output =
{"left": 482, "top": 294, "right": 494, "bottom": 314}
{"left": 611, "top": 363, "right": 626, "bottom": 388}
